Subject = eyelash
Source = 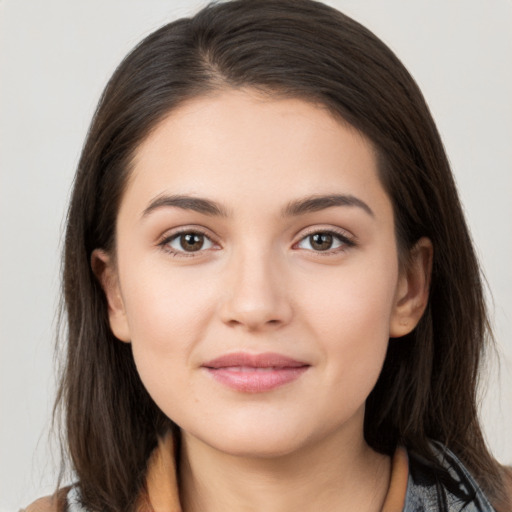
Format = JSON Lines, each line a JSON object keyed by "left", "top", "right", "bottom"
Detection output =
{"left": 158, "top": 227, "right": 356, "bottom": 258}
{"left": 158, "top": 228, "right": 218, "bottom": 258}
{"left": 294, "top": 228, "right": 356, "bottom": 256}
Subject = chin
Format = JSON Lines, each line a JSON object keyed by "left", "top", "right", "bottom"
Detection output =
{"left": 183, "top": 420, "right": 312, "bottom": 459}
{"left": 211, "top": 434, "right": 305, "bottom": 459}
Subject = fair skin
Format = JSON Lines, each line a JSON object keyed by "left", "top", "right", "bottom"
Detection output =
{"left": 94, "top": 89, "right": 432, "bottom": 512}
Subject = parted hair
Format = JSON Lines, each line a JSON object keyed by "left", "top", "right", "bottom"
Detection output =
{"left": 56, "top": 0, "right": 505, "bottom": 510}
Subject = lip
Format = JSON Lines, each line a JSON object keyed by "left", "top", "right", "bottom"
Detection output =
{"left": 201, "top": 352, "right": 310, "bottom": 393}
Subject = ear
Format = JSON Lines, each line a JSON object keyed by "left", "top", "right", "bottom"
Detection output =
{"left": 91, "top": 249, "right": 131, "bottom": 343}
{"left": 389, "top": 237, "right": 433, "bottom": 338}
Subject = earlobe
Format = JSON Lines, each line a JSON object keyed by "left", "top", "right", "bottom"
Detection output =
{"left": 389, "top": 237, "right": 433, "bottom": 338}
{"left": 91, "top": 249, "right": 131, "bottom": 343}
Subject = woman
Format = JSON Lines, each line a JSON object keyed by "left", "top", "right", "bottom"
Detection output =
{"left": 24, "top": 0, "right": 511, "bottom": 510}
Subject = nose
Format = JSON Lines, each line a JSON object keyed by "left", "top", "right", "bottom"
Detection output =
{"left": 219, "top": 250, "right": 293, "bottom": 331}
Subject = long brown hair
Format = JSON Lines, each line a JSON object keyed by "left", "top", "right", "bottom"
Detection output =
{"left": 56, "top": 0, "right": 505, "bottom": 509}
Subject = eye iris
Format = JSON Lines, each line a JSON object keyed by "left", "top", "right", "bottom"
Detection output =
{"left": 310, "top": 233, "right": 333, "bottom": 251}
{"left": 181, "top": 233, "right": 204, "bottom": 251}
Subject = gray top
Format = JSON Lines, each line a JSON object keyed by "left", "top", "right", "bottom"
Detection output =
{"left": 404, "top": 442, "right": 496, "bottom": 511}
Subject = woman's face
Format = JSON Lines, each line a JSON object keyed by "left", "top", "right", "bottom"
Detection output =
{"left": 97, "top": 89, "right": 427, "bottom": 458}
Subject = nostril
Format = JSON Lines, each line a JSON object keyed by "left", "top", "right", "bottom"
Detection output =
{"left": 218, "top": 280, "right": 293, "bottom": 329}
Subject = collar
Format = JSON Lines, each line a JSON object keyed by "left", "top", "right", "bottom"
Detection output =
{"left": 137, "top": 433, "right": 409, "bottom": 512}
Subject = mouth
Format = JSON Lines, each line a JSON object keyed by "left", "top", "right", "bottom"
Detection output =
{"left": 201, "top": 352, "right": 310, "bottom": 393}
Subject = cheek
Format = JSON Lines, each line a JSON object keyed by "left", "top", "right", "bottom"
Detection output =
{"left": 301, "top": 255, "right": 398, "bottom": 388}
{"left": 303, "top": 254, "right": 398, "bottom": 338}
{"left": 121, "top": 282, "right": 204, "bottom": 423}
{"left": 120, "top": 260, "right": 217, "bottom": 348}
{"left": 117, "top": 261, "right": 219, "bottom": 402}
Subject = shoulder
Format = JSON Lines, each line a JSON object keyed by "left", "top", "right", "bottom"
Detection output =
{"left": 21, "top": 496, "right": 58, "bottom": 512}
{"left": 22, "top": 487, "right": 78, "bottom": 512}
{"left": 493, "top": 465, "right": 512, "bottom": 512}
{"left": 405, "top": 442, "right": 497, "bottom": 512}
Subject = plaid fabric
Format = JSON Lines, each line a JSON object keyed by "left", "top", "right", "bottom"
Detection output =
{"left": 404, "top": 442, "right": 496, "bottom": 512}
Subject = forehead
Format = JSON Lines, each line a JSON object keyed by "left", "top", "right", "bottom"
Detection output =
{"left": 123, "top": 88, "right": 390, "bottom": 221}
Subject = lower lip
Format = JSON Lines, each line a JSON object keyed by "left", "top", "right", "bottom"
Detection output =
{"left": 204, "top": 366, "right": 309, "bottom": 393}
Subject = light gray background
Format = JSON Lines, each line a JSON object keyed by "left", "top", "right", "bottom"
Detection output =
{"left": 1, "top": 0, "right": 511, "bottom": 510}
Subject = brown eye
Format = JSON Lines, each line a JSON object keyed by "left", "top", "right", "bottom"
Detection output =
{"left": 309, "top": 233, "right": 334, "bottom": 251}
{"left": 181, "top": 233, "right": 204, "bottom": 251}
{"left": 296, "top": 231, "right": 353, "bottom": 253}
{"left": 168, "top": 232, "right": 214, "bottom": 253}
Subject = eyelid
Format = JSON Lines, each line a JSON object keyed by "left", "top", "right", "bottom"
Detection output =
{"left": 156, "top": 224, "right": 356, "bottom": 258}
{"left": 293, "top": 226, "right": 356, "bottom": 254}
{"left": 157, "top": 225, "right": 220, "bottom": 257}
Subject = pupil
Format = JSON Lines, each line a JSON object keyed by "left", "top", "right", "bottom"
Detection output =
{"left": 311, "top": 233, "right": 332, "bottom": 251}
{"left": 182, "top": 233, "right": 203, "bottom": 251}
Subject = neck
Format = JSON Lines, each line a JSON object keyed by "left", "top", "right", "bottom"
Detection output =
{"left": 179, "top": 423, "right": 390, "bottom": 512}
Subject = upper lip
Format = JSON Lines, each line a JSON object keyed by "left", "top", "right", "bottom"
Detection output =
{"left": 202, "top": 352, "right": 309, "bottom": 369}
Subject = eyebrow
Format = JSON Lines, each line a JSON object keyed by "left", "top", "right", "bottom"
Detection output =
{"left": 142, "top": 194, "right": 230, "bottom": 218}
{"left": 142, "top": 193, "right": 374, "bottom": 219}
{"left": 282, "top": 194, "right": 374, "bottom": 218}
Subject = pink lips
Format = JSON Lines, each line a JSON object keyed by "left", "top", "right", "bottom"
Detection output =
{"left": 202, "top": 352, "right": 310, "bottom": 393}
